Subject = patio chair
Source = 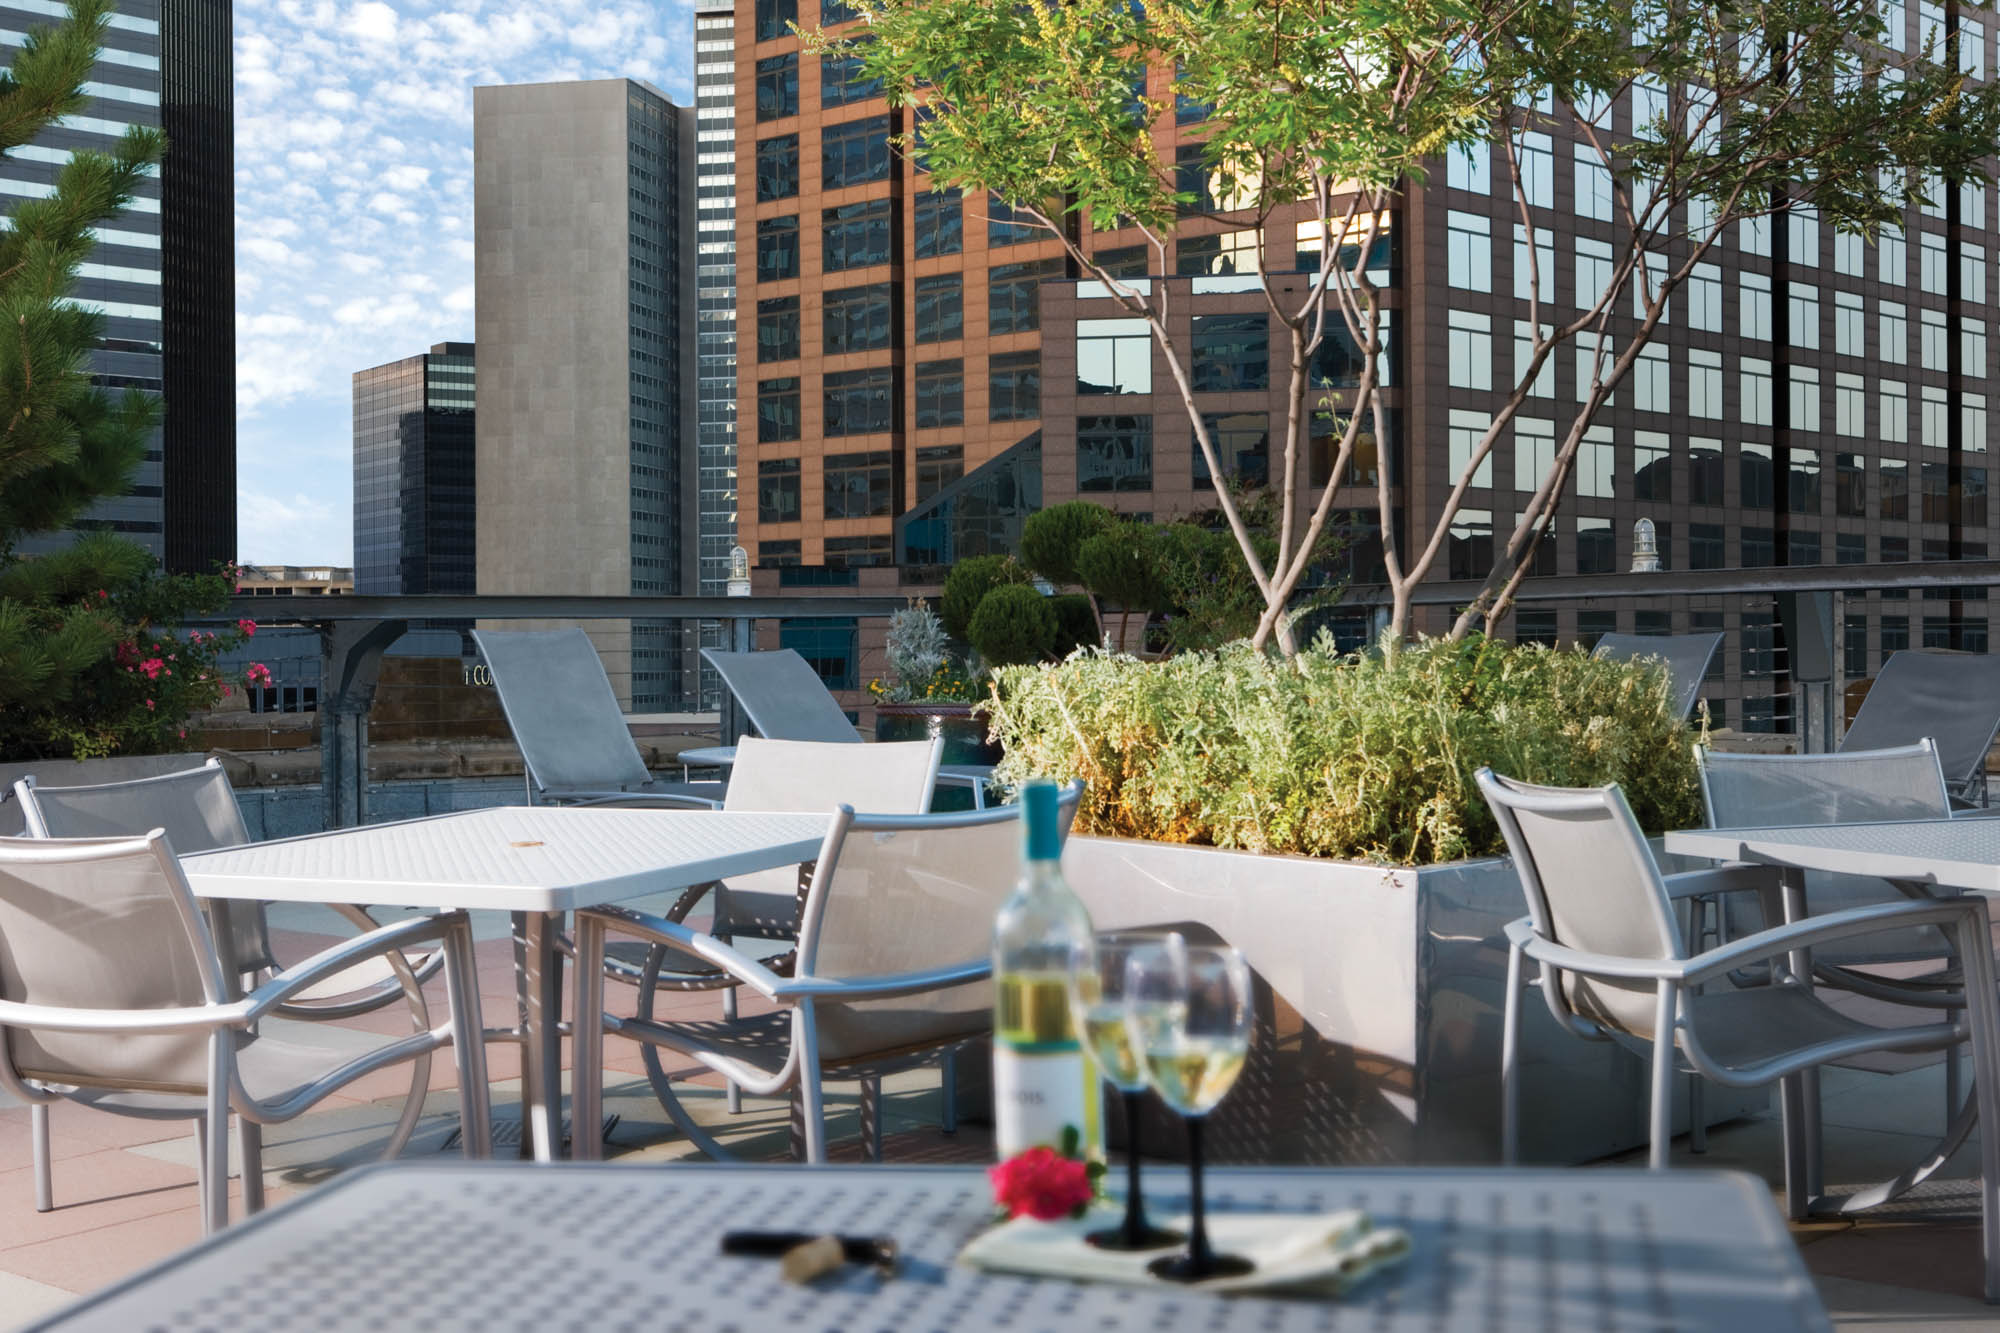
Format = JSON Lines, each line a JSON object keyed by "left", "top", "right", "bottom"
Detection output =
{"left": 0, "top": 831, "right": 491, "bottom": 1234}
{"left": 471, "top": 628, "right": 721, "bottom": 807}
{"left": 1478, "top": 766, "right": 2000, "bottom": 1286}
{"left": 1590, "top": 631, "right": 1722, "bottom": 724}
{"left": 13, "top": 760, "right": 446, "bottom": 1218}
{"left": 700, "top": 646, "right": 996, "bottom": 807}
{"left": 1840, "top": 648, "right": 2000, "bottom": 806}
{"left": 570, "top": 780, "right": 1085, "bottom": 1164}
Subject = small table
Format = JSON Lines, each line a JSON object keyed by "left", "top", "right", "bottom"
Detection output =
{"left": 181, "top": 806, "right": 829, "bottom": 1162}
{"left": 28, "top": 1163, "right": 1831, "bottom": 1332}
{"left": 679, "top": 744, "right": 997, "bottom": 808}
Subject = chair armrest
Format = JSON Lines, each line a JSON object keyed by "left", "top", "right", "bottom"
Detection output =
{"left": 0, "top": 995, "right": 251, "bottom": 1033}
{"left": 579, "top": 906, "right": 788, "bottom": 1000}
{"left": 1952, "top": 804, "right": 2000, "bottom": 819}
{"left": 1661, "top": 862, "right": 1779, "bottom": 901}
{"left": 561, "top": 792, "right": 725, "bottom": 810}
{"left": 243, "top": 913, "right": 463, "bottom": 1022}
{"left": 773, "top": 960, "right": 990, "bottom": 1002}
{"left": 1682, "top": 897, "right": 1988, "bottom": 985}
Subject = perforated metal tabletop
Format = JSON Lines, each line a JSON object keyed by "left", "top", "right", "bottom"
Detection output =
{"left": 1666, "top": 818, "right": 2000, "bottom": 893}
{"left": 30, "top": 1163, "right": 1830, "bottom": 1332}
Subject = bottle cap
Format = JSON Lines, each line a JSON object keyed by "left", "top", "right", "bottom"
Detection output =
{"left": 1022, "top": 778, "right": 1061, "bottom": 862}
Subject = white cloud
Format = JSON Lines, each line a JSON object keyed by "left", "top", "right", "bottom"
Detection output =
{"left": 344, "top": 2, "right": 398, "bottom": 44}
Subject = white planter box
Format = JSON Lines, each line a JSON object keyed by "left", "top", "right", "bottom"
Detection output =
{"left": 1065, "top": 835, "right": 1761, "bottom": 1166}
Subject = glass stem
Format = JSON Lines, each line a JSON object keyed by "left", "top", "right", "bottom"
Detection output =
{"left": 1121, "top": 1090, "right": 1146, "bottom": 1244}
{"left": 1185, "top": 1114, "right": 1213, "bottom": 1274}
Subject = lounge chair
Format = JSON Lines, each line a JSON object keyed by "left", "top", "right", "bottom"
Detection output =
{"left": 1591, "top": 631, "right": 1723, "bottom": 724}
{"left": 1840, "top": 649, "right": 2000, "bottom": 806}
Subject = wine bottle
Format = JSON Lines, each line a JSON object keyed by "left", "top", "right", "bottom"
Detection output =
{"left": 992, "top": 778, "right": 1103, "bottom": 1160}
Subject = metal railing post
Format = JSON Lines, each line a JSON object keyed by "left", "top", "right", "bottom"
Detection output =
{"left": 316, "top": 619, "right": 408, "bottom": 829}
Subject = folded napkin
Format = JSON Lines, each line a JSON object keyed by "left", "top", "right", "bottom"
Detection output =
{"left": 958, "top": 1207, "right": 1411, "bottom": 1296}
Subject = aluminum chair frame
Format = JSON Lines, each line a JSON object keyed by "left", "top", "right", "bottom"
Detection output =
{"left": 1591, "top": 631, "right": 1723, "bottom": 724}
{"left": 1841, "top": 648, "right": 2000, "bottom": 807}
{"left": 570, "top": 780, "right": 1085, "bottom": 1164}
{"left": 1478, "top": 768, "right": 2000, "bottom": 1300}
{"left": 0, "top": 832, "right": 492, "bottom": 1234}
{"left": 472, "top": 628, "right": 719, "bottom": 807}
{"left": 12, "top": 761, "right": 446, "bottom": 1219}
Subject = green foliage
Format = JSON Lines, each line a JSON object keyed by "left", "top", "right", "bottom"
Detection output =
{"left": 940, "top": 553, "right": 1031, "bottom": 640}
{"left": 1049, "top": 594, "right": 1101, "bottom": 657}
{"left": 1074, "top": 522, "right": 1167, "bottom": 614}
{"left": 0, "top": 2, "right": 222, "bottom": 761}
{"left": 968, "top": 583, "right": 1058, "bottom": 667}
{"left": 1020, "top": 501, "right": 1119, "bottom": 588}
{"left": 987, "top": 636, "right": 1703, "bottom": 867}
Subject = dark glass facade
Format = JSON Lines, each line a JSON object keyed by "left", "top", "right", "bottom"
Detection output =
{"left": 351, "top": 343, "right": 475, "bottom": 595}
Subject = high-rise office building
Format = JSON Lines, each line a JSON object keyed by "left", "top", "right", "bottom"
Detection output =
{"left": 352, "top": 342, "right": 476, "bottom": 596}
{"left": 474, "top": 78, "right": 697, "bottom": 709}
{"left": 739, "top": 1, "right": 2000, "bottom": 732}
{"left": 6, "top": 0, "right": 236, "bottom": 572}
{"left": 693, "top": 6, "right": 740, "bottom": 707}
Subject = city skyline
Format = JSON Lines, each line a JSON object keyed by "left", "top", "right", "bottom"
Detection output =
{"left": 231, "top": 0, "right": 691, "bottom": 565}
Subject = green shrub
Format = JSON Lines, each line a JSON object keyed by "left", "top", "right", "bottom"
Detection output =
{"left": 968, "top": 583, "right": 1058, "bottom": 666}
{"left": 940, "top": 554, "right": 1031, "bottom": 640}
{"left": 1049, "top": 594, "right": 1101, "bottom": 656}
{"left": 1020, "top": 501, "right": 1118, "bottom": 587}
{"left": 987, "top": 635, "right": 1703, "bottom": 866}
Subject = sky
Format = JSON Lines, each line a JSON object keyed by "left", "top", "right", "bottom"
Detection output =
{"left": 232, "top": 0, "right": 695, "bottom": 565}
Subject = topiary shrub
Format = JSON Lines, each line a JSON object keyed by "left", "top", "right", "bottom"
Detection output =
{"left": 940, "top": 553, "right": 1031, "bottom": 641}
{"left": 967, "top": 582, "right": 1057, "bottom": 666}
{"left": 1049, "top": 594, "right": 1101, "bottom": 656}
{"left": 1020, "top": 501, "right": 1119, "bottom": 587}
{"left": 1075, "top": 521, "right": 1168, "bottom": 652}
{"left": 986, "top": 635, "right": 1703, "bottom": 867}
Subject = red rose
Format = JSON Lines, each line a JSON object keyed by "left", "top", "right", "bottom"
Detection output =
{"left": 989, "top": 1145, "right": 1093, "bottom": 1221}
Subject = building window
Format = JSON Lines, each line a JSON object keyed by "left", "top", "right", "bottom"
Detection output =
{"left": 1514, "top": 320, "right": 1552, "bottom": 397}
{"left": 757, "top": 377, "right": 800, "bottom": 443}
{"left": 916, "top": 444, "right": 963, "bottom": 502}
{"left": 780, "top": 617, "right": 858, "bottom": 690}
{"left": 1078, "top": 318, "right": 1152, "bottom": 395}
{"left": 822, "top": 199, "right": 891, "bottom": 272}
{"left": 1191, "top": 313, "right": 1269, "bottom": 392}
{"left": 1195, "top": 412, "right": 1269, "bottom": 486}
{"left": 1882, "top": 458, "right": 1910, "bottom": 520}
{"left": 822, "top": 368, "right": 893, "bottom": 437}
{"left": 1076, "top": 414, "right": 1153, "bottom": 492}
{"left": 1923, "top": 383, "right": 1950, "bottom": 448}
{"left": 1689, "top": 438, "right": 1724, "bottom": 505}
{"left": 1447, "top": 210, "right": 1491, "bottom": 291}
{"left": 822, "top": 116, "right": 890, "bottom": 188}
{"left": 1922, "top": 308, "right": 1950, "bottom": 371}
{"left": 1573, "top": 144, "right": 1612, "bottom": 221}
{"left": 1514, "top": 224, "right": 1554, "bottom": 303}
{"left": 1576, "top": 517, "right": 1615, "bottom": 574}
{"left": 1882, "top": 379, "right": 1910, "bottom": 443}
{"left": 1741, "top": 526, "right": 1776, "bottom": 568}
{"left": 757, "top": 457, "right": 801, "bottom": 523}
{"left": 1739, "top": 213, "right": 1771, "bottom": 257}
{"left": 1740, "top": 357, "right": 1773, "bottom": 426}
{"left": 1838, "top": 533, "right": 1868, "bottom": 564}
{"left": 1881, "top": 224, "right": 1907, "bottom": 285}
{"left": 1739, "top": 271, "right": 1772, "bottom": 341}
{"left": 1175, "top": 59, "right": 1212, "bottom": 125}
{"left": 758, "top": 539, "right": 802, "bottom": 567}
{"left": 1789, "top": 283, "right": 1819, "bottom": 349}
{"left": 824, "top": 534, "right": 892, "bottom": 569}
{"left": 914, "top": 273, "right": 962, "bottom": 343}
{"left": 1834, "top": 290, "right": 1863, "bottom": 357}
{"left": 1575, "top": 237, "right": 1613, "bottom": 308}
{"left": 1634, "top": 430, "right": 1670, "bottom": 502}
{"left": 1835, "top": 372, "right": 1865, "bottom": 436}
{"left": 1447, "top": 143, "right": 1490, "bottom": 194}
{"left": 823, "top": 283, "right": 892, "bottom": 353}
{"left": 1834, "top": 229, "right": 1866, "bottom": 276}
{"left": 1177, "top": 233, "right": 1222, "bottom": 276}
{"left": 1577, "top": 331, "right": 1615, "bottom": 402}
{"left": 755, "top": 0, "right": 796, "bottom": 41}
{"left": 756, "top": 53, "right": 798, "bottom": 120}
{"left": 1968, "top": 393, "right": 1989, "bottom": 450}
{"left": 1881, "top": 300, "right": 1909, "bottom": 364}
{"left": 1922, "top": 460, "right": 1952, "bottom": 522}
{"left": 989, "top": 258, "right": 1063, "bottom": 334}
{"left": 821, "top": 44, "right": 882, "bottom": 107}
{"left": 1634, "top": 344, "right": 1669, "bottom": 413}
{"left": 914, "top": 358, "right": 964, "bottom": 429}
{"left": 1515, "top": 608, "right": 1558, "bottom": 646}
{"left": 756, "top": 216, "right": 799, "bottom": 281}
{"left": 820, "top": 0, "right": 862, "bottom": 23}
{"left": 1514, "top": 417, "right": 1555, "bottom": 494}
{"left": 1450, "top": 409, "right": 1493, "bottom": 488}
{"left": 1790, "top": 365, "right": 1821, "bottom": 432}
{"left": 1740, "top": 442, "right": 1774, "bottom": 509}
{"left": 757, "top": 295, "right": 799, "bottom": 362}
{"left": 1448, "top": 508, "right": 1493, "bottom": 580}
{"left": 1788, "top": 204, "right": 1821, "bottom": 266}
{"left": 989, "top": 350, "right": 1040, "bottom": 421}
{"left": 1689, "top": 522, "right": 1725, "bottom": 569}
{"left": 823, "top": 449, "right": 893, "bottom": 517}
{"left": 988, "top": 193, "right": 1039, "bottom": 246}
{"left": 1966, "top": 242, "right": 1988, "bottom": 304}
{"left": 914, "top": 187, "right": 962, "bottom": 257}
{"left": 1967, "top": 317, "right": 1989, "bottom": 379}
{"left": 1921, "top": 231, "right": 1949, "bottom": 294}
{"left": 756, "top": 133, "right": 799, "bottom": 201}
{"left": 1095, "top": 244, "right": 1149, "bottom": 278}
{"left": 1174, "top": 143, "right": 1216, "bottom": 211}
{"left": 1835, "top": 453, "right": 1866, "bottom": 516}
{"left": 1448, "top": 310, "right": 1492, "bottom": 391}
{"left": 1687, "top": 262, "right": 1722, "bottom": 331}
{"left": 1790, "top": 448, "right": 1822, "bottom": 514}
{"left": 1515, "top": 131, "right": 1553, "bottom": 207}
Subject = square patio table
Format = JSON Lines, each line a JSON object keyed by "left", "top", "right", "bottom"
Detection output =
{"left": 27, "top": 1162, "right": 1831, "bottom": 1332}
{"left": 179, "top": 805, "right": 829, "bottom": 1162}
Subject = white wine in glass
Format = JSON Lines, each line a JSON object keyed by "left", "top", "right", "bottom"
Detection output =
{"left": 1068, "top": 933, "right": 1183, "bottom": 1251}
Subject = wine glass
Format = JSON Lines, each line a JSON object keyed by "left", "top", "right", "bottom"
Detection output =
{"left": 1068, "top": 932, "right": 1185, "bottom": 1251}
{"left": 1125, "top": 940, "right": 1254, "bottom": 1282}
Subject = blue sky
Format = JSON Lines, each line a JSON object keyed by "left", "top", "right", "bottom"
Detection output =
{"left": 232, "top": 0, "right": 694, "bottom": 565}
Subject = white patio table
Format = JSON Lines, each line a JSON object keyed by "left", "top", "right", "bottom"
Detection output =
{"left": 1665, "top": 817, "right": 1997, "bottom": 1217}
{"left": 27, "top": 1162, "right": 1832, "bottom": 1331}
{"left": 179, "top": 805, "right": 829, "bottom": 1162}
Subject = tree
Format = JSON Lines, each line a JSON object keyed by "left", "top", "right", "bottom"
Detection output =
{"left": 0, "top": 1, "right": 248, "bottom": 760}
{"left": 815, "top": 0, "right": 2000, "bottom": 654}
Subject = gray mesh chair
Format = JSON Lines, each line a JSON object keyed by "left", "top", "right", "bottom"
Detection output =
{"left": 13, "top": 760, "right": 445, "bottom": 1218}
{"left": 571, "top": 780, "right": 1085, "bottom": 1163}
{"left": 1591, "top": 631, "right": 1723, "bottom": 723}
{"left": 0, "top": 831, "right": 491, "bottom": 1234}
{"left": 1477, "top": 767, "right": 2000, "bottom": 1296}
{"left": 701, "top": 647, "right": 996, "bottom": 807}
{"left": 472, "top": 628, "right": 719, "bottom": 806}
{"left": 1841, "top": 649, "right": 2000, "bottom": 806}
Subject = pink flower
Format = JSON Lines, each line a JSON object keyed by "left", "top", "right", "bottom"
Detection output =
{"left": 139, "top": 657, "right": 165, "bottom": 680}
{"left": 989, "top": 1146, "right": 1094, "bottom": 1221}
{"left": 245, "top": 662, "right": 272, "bottom": 687}
{"left": 237, "top": 618, "right": 257, "bottom": 637}
{"left": 144, "top": 699, "right": 155, "bottom": 710}
{"left": 221, "top": 683, "right": 232, "bottom": 698}
{"left": 177, "top": 729, "right": 186, "bottom": 739}
{"left": 95, "top": 589, "right": 107, "bottom": 600}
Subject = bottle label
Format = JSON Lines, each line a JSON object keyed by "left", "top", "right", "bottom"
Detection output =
{"left": 993, "top": 1047, "right": 1090, "bottom": 1158}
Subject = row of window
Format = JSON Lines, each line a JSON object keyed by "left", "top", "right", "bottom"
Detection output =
{"left": 757, "top": 351, "right": 1044, "bottom": 443}
{"left": 756, "top": 443, "right": 971, "bottom": 524}
{"left": 754, "top": 46, "right": 882, "bottom": 121}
